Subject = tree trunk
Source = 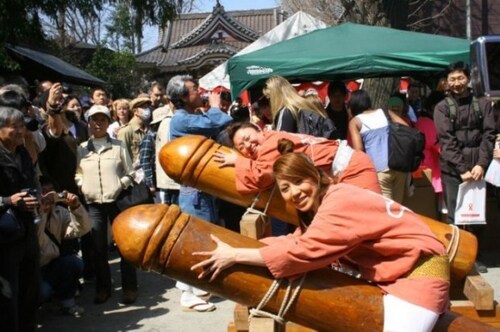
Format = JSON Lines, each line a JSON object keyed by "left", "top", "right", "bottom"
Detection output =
{"left": 362, "top": 77, "right": 400, "bottom": 109}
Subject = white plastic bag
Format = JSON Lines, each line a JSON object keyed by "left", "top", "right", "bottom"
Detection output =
{"left": 485, "top": 159, "right": 500, "bottom": 187}
{"left": 454, "top": 180, "right": 486, "bottom": 225}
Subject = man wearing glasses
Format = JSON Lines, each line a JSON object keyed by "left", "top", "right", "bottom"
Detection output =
{"left": 434, "top": 61, "right": 495, "bottom": 273}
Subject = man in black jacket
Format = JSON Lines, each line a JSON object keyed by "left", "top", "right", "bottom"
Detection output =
{"left": 434, "top": 61, "right": 496, "bottom": 272}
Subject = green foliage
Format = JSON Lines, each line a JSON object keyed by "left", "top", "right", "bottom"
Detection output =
{"left": 0, "top": 1, "right": 47, "bottom": 70}
{"left": 85, "top": 48, "right": 138, "bottom": 98}
{"left": 104, "top": 3, "right": 136, "bottom": 52}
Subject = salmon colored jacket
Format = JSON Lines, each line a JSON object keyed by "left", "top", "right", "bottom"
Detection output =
{"left": 234, "top": 131, "right": 381, "bottom": 194}
{"left": 260, "top": 184, "right": 450, "bottom": 314}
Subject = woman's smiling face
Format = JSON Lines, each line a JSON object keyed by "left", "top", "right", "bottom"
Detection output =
{"left": 232, "top": 127, "right": 263, "bottom": 159}
{"left": 276, "top": 176, "right": 320, "bottom": 213}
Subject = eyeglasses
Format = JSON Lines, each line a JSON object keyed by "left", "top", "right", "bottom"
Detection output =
{"left": 447, "top": 76, "right": 467, "bottom": 83}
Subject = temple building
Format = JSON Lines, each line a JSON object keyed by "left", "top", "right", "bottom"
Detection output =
{"left": 136, "top": 1, "right": 286, "bottom": 82}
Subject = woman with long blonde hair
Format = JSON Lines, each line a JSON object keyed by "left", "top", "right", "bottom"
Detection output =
{"left": 263, "top": 76, "right": 328, "bottom": 133}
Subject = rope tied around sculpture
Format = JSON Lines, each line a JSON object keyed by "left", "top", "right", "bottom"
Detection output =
{"left": 242, "top": 185, "right": 277, "bottom": 238}
{"left": 244, "top": 185, "right": 306, "bottom": 325}
{"left": 446, "top": 224, "right": 460, "bottom": 263}
{"left": 249, "top": 273, "right": 307, "bottom": 325}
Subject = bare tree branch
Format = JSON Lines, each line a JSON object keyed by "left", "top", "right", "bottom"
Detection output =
{"left": 408, "top": 0, "right": 453, "bottom": 30}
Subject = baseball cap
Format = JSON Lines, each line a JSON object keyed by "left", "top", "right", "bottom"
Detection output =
{"left": 87, "top": 105, "right": 111, "bottom": 120}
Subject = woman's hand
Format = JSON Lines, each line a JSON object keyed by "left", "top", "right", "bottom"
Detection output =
{"left": 213, "top": 150, "right": 237, "bottom": 167}
{"left": 191, "top": 234, "right": 237, "bottom": 282}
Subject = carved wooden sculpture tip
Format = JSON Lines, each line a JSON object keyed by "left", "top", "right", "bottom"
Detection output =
{"left": 159, "top": 135, "right": 212, "bottom": 185}
{"left": 112, "top": 204, "right": 183, "bottom": 271}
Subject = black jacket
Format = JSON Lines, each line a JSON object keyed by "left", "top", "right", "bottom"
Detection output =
{"left": 0, "top": 143, "right": 37, "bottom": 232}
{"left": 434, "top": 92, "right": 495, "bottom": 176}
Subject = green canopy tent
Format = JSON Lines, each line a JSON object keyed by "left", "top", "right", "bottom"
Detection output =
{"left": 227, "top": 23, "right": 470, "bottom": 97}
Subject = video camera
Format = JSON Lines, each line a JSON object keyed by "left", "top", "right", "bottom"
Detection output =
{"left": 470, "top": 35, "right": 500, "bottom": 100}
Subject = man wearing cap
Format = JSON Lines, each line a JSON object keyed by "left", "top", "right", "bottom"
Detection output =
{"left": 75, "top": 105, "right": 137, "bottom": 305}
{"left": 118, "top": 96, "right": 152, "bottom": 165}
{"left": 138, "top": 103, "right": 173, "bottom": 195}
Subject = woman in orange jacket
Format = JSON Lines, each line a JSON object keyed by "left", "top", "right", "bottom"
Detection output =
{"left": 193, "top": 146, "right": 450, "bottom": 332}
{"left": 213, "top": 122, "right": 381, "bottom": 194}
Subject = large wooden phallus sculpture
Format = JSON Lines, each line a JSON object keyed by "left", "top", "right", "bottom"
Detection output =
{"left": 113, "top": 204, "right": 494, "bottom": 331}
{"left": 158, "top": 135, "right": 476, "bottom": 281}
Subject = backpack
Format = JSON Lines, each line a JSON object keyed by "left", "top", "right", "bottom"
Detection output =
{"left": 445, "top": 96, "right": 482, "bottom": 131}
{"left": 297, "top": 109, "right": 340, "bottom": 140}
{"left": 383, "top": 110, "right": 425, "bottom": 172}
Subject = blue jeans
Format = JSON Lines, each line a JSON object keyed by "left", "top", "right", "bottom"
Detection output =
{"left": 88, "top": 203, "right": 137, "bottom": 293}
{"left": 159, "top": 189, "right": 179, "bottom": 206}
{"left": 41, "top": 255, "right": 83, "bottom": 301}
{"left": 179, "top": 187, "right": 217, "bottom": 223}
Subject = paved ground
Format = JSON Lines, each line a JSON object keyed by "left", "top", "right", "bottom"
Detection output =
{"left": 37, "top": 252, "right": 235, "bottom": 332}
{"left": 36, "top": 249, "right": 500, "bottom": 332}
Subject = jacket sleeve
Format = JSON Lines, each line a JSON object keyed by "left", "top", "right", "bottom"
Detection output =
{"left": 75, "top": 146, "right": 84, "bottom": 189}
{"left": 477, "top": 99, "right": 495, "bottom": 169}
{"left": 117, "top": 128, "right": 134, "bottom": 164}
{"left": 275, "top": 108, "right": 297, "bottom": 133}
{"left": 64, "top": 205, "right": 92, "bottom": 239}
{"left": 177, "top": 108, "right": 233, "bottom": 137}
{"left": 234, "top": 156, "right": 275, "bottom": 194}
{"left": 259, "top": 191, "right": 362, "bottom": 279}
{"left": 119, "top": 141, "right": 134, "bottom": 188}
{"left": 433, "top": 101, "right": 469, "bottom": 174}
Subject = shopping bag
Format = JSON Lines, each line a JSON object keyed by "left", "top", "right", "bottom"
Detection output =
{"left": 454, "top": 180, "right": 486, "bottom": 225}
{"left": 116, "top": 180, "right": 154, "bottom": 212}
{"left": 485, "top": 159, "right": 500, "bottom": 187}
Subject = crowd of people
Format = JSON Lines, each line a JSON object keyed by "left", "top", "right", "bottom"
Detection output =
{"left": 0, "top": 59, "right": 499, "bottom": 331}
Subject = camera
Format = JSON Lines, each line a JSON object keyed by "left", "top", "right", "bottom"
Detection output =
{"left": 62, "top": 84, "right": 73, "bottom": 95}
{"left": 21, "top": 188, "right": 41, "bottom": 224}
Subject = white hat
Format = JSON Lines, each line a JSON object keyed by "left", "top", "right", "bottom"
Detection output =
{"left": 87, "top": 105, "right": 111, "bottom": 120}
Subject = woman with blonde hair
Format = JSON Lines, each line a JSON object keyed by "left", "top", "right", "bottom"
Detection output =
{"left": 263, "top": 76, "right": 328, "bottom": 133}
{"left": 107, "top": 99, "right": 131, "bottom": 138}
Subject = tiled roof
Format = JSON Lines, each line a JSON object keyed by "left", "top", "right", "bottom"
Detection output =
{"left": 136, "top": 4, "right": 285, "bottom": 73}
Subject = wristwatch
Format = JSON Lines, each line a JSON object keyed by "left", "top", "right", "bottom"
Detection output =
{"left": 47, "top": 104, "right": 62, "bottom": 115}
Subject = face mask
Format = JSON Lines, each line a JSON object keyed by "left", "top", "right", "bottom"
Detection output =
{"left": 140, "top": 108, "right": 152, "bottom": 121}
{"left": 65, "top": 111, "right": 78, "bottom": 123}
{"left": 24, "top": 117, "right": 39, "bottom": 131}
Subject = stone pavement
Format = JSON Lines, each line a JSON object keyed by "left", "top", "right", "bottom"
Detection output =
{"left": 36, "top": 253, "right": 235, "bottom": 332}
{"left": 36, "top": 250, "right": 500, "bottom": 332}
